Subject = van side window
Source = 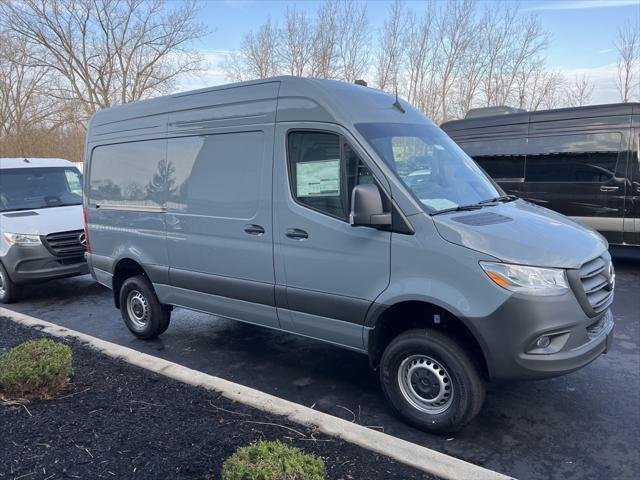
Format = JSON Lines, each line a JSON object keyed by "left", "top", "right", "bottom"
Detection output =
{"left": 526, "top": 133, "right": 621, "bottom": 183}
{"left": 287, "top": 131, "right": 373, "bottom": 220}
{"left": 458, "top": 138, "right": 526, "bottom": 181}
{"left": 89, "top": 139, "right": 165, "bottom": 207}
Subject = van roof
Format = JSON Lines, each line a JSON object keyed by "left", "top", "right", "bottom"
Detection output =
{"left": 87, "top": 76, "right": 432, "bottom": 143}
{"left": 0, "top": 158, "right": 78, "bottom": 170}
{"left": 441, "top": 102, "right": 640, "bottom": 133}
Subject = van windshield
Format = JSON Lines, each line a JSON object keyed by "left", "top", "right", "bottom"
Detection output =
{"left": 0, "top": 167, "right": 82, "bottom": 212}
{"left": 355, "top": 123, "right": 501, "bottom": 213}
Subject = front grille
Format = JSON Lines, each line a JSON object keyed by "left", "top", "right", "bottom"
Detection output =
{"left": 578, "top": 255, "right": 614, "bottom": 314}
{"left": 41, "top": 230, "right": 86, "bottom": 257}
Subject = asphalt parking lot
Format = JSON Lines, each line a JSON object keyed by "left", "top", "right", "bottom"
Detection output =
{"left": 2, "top": 256, "right": 639, "bottom": 480}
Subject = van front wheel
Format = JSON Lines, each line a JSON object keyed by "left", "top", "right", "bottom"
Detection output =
{"left": 119, "top": 275, "right": 171, "bottom": 339}
{"left": 379, "top": 329, "right": 485, "bottom": 434}
{"left": 0, "top": 262, "right": 19, "bottom": 304}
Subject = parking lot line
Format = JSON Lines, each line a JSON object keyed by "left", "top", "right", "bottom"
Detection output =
{"left": 1, "top": 307, "right": 515, "bottom": 480}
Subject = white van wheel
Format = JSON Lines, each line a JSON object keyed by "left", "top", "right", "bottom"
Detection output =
{"left": 0, "top": 262, "right": 19, "bottom": 304}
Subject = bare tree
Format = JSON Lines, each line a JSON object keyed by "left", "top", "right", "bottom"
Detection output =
{"left": 565, "top": 74, "right": 594, "bottom": 107}
{"left": 404, "top": 2, "right": 438, "bottom": 111}
{"left": 375, "top": 0, "right": 407, "bottom": 92}
{"left": 436, "top": 0, "right": 476, "bottom": 121}
{"left": 336, "top": 0, "right": 370, "bottom": 83}
{"left": 279, "top": 6, "right": 314, "bottom": 77}
{"left": 516, "top": 64, "right": 564, "bottom": 111}
{"left": 615, "top": 19, "right": 639, "bottom": 103}
{"left": 482, "top": 10, "right": 549, "bottom": 108}
{"left": 0, "top": 0, "right": 207, "bottom": 120}
{"left": 311, "top": 0, "right": 340, "bottom": 79}
{"left": 237, "top": 18, "right": 280, "bottom": 80}
{"left": 0, "top": 35, "right": 53, "bottom": 138}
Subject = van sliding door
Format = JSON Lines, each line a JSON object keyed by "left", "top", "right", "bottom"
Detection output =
{"left": 162, "top": 129, "right": 278, "bottom": 329}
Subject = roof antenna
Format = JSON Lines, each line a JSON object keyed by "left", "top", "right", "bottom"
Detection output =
{"left": 393, "top": 86, "right": 405, "bottom": 113}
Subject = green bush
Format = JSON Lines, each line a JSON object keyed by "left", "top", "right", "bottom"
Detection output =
{"left": 0, "top": 339, "right": 73, "bottom": 399}
{"left": 222, "top": 440, "right": 326, "bottom": 480}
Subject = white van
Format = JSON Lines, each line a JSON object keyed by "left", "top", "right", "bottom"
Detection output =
{"left": 0, "top": 158, "right": 88, "bottom": 303}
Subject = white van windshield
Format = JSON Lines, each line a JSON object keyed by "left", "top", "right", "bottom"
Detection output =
{"left": 355, "top": 123, "right": 502, "bottom": 213}
{"left": 0, "top": 167, "right": 82, "bottom": 212}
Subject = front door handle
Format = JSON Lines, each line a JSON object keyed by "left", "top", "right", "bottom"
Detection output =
{"left": 244, "top": 224, "right": 265, "bottom": 235}
{"left": 600, "top": 186, "right": 619, "bottom": 192}
{"left": 285, "top": 228, "right": 309, "bottom": 240}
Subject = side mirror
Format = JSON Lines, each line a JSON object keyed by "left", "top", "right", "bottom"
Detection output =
{"left": 349, "top": 184, "right": 392, "bottom": 227}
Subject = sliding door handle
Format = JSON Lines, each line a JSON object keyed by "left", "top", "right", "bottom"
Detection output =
{"left": 600, "top": 186, "right": 619, "bottom": 192}
{"left": 244, "top": 224, "right": 265, "bottom": 235}
{"left": 285, "top": 228, "right": 309, "bottom": 240}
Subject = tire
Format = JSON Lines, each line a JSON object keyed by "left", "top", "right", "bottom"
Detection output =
{"left": 0, "top": 262, "right": 19, "bottom": 304}
{"left": 379, "top": 329, "right": 485, "bottom": 434}
{"left": 119, "top": 275, "right": 171, "bottom": 339}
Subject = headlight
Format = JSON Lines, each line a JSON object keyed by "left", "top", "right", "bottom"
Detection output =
{"left": 480, "top": 262, "right": 569, "bottom": 296}
{"left": 3, "top": 232, "right": 42, "bottom": 246}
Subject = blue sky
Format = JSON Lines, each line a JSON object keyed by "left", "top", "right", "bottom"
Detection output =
{"left": 183, "top": 0, "right": 640, "bottom": 103}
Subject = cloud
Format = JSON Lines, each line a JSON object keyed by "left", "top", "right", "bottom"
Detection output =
{"left": 525, "top": 0, "right": 639, "bottom": 11}
{"left": 558, "top": 63, "right": 624, "bottom": 103}
{"left": 175, "top": 49, "right": 232, "bottom": 93}
{"left": 598, "top": 48, "right": 614, "bottom": 54}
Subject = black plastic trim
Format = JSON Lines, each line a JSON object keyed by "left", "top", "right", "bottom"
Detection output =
{"left": 284, "top": 287, "right": 370, "bottom": 325}
{"left": 170, "top": 268, "right": 276, "bottom": 307}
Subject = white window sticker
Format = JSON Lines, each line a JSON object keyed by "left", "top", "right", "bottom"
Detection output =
{"left": 296, "top": 159, "right": 340, "bottom": 197}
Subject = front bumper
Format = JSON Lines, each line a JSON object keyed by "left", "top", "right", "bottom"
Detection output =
{"left": 469, "top": 291, "right": 615, "bottom": 381}
{"left": 1, "top": 243, "right": 89, "bottom": 284}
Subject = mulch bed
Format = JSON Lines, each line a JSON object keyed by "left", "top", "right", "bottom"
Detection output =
{"left": 0, "top": 317, "right": 434, "bottom": 479}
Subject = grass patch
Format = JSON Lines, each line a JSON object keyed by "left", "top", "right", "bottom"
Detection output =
{"left": 0, "top": 339, "right": 73, "bottom": 401}
{"left": 222, "top": 440, "right": 327, "bottom": 480}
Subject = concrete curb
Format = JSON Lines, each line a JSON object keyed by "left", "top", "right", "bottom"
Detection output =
{"left": 0, "top": 307, "right": 515, "bottom": 480}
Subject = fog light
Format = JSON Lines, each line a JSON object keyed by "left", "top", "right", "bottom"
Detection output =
{"left": 535, "top": 336, "right": 551, "bottom": 349}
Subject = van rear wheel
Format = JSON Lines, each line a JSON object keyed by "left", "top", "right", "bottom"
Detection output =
{"left": 119, "top": 275, "right": 170, "bottom": 339}
{"left": 0, "top": 262, "right": 19, "bottom": 304}
{"left": 379, "top": 329, "right": 485, "bottom": 434}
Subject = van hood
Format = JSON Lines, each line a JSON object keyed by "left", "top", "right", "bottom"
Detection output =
{"left": 432, "top": 199, "right": 607, "bottom": 269}
{"left": 1, "top": 205, "right": 83, "bottom": 236}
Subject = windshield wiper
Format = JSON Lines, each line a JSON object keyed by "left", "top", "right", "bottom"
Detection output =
{"left": 430, "top": 204, "right": 484, "bottom": 216}
{"left": 478, "top": 194, "right": 518, "bottom": 204}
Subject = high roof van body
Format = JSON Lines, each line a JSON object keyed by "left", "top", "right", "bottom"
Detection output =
{"left": 83, "top": 77, "right": 615, "bottom": 433}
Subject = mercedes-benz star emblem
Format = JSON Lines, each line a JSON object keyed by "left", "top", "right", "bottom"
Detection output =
{"left": 79, "top": 232, "right": 86, "bottom": 247}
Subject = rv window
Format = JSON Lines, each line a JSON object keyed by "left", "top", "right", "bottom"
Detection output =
{"left": 458, "top": 138, "right": 526, "bottom": 181}
{"left": 526, "top": 133, "right": 621, "bottom": 183}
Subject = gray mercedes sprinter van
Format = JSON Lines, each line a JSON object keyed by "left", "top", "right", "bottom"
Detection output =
{"left": 83, "top": 77, "right": 615, "bottom": 433}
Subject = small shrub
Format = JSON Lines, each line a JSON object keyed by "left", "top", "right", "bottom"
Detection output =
{"left": 0, "top": 339, "right": 73, "bottom": 400}
{"left": 222, "top": 440, "right": 326, "bottom": 480}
